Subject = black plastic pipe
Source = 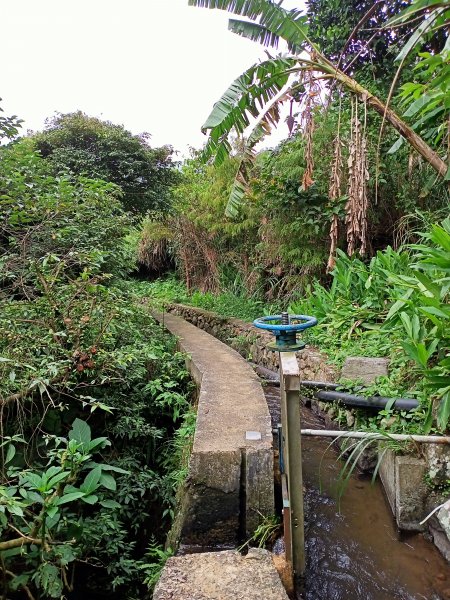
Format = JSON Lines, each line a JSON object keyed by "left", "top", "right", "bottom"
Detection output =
{"left": 261, "top": 376, "right": 419, "bottom": 412}
{"left": 316, "top": 390, "right": 419, "bottom": 412}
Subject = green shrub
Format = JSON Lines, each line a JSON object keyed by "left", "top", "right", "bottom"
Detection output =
{"left": 291, "top": 219, "right": 450, "bottom": 432}
{"left": 0, "top": 142, "right": 194, "bottom": 598}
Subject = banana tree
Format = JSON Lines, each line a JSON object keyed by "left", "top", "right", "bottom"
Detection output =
{"left": 189, "top": 0, "right": 448, "bottom": 217}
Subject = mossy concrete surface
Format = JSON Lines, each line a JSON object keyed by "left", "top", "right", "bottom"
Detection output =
{"left": 153, "top": 549, "right": 289, "bottom": 600}
{"left": 152, "top": 311, "right": 274, "bottom": 547}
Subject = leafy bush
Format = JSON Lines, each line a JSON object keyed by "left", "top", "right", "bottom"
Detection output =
{"left": 0, "top": 419, "right": 123, "bottom": 599}
{"left": 291, "top": 219, "right": 450, "bottom": 431}
{"left": 0, "top": 141, "right": 135, "bottom": 294}
{"left": 0, "top": 141, "right": 194, "bottom": 598}
{"left": 385, "top": 219, "right": 450, "bottom": 430}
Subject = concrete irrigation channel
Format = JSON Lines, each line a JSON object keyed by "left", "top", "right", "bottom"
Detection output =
{"left": 150, "top": 307, "right": 450, "bottom": 600}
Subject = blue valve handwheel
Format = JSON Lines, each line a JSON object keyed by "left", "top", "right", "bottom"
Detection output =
{"left": 253, "top": 315, "right": 317, "bottom": 332}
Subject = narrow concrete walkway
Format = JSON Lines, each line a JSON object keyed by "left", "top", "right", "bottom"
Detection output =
{"left": 151, "top": 311, "right": 288, "bottom": 600}
{"left": 154, "top": 549, "right": 289, "bottom": 600}
{"left": 153, "top": 310, "right": 274, "bottom": 541}
{"left": 155, "top": 310, "right": 272, "bottom": 454}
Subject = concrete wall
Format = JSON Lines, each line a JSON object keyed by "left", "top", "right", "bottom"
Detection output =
{"left": 152, "top": 311, "right": 274, "bottom": 550}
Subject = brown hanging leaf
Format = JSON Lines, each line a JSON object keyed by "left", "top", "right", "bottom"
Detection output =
{"left": 301, "top": 71, "right": 319, "bottom": 191}
{"left": 327, "top": 213, "right": 340, "bottom": 272}
{"left": 327, "top": 124, "right": 343, "bottom": 272}
{"left": 345, "top": 98, "right": 369, "bottom": 256}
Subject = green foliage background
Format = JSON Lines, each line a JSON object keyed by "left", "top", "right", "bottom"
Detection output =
{"left": 0, "top": 125, "right": 191, "bottom": 599}
{"left": 32, "top": 112, "right": 180, "bottom": 214}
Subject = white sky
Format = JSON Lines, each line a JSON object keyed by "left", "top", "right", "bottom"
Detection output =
{"left": 3, "top": 0, "right": 303, "bottom": 155}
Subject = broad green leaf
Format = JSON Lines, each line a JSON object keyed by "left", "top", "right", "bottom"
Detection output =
{"left": 420, "top": 306, "right": 450, "bottom": 319}
{"left": 45, "top": 466, "right": 62, "bottom": 478}
{"left": 437, "top": 389, "right": 450, "bottom": 431}
{"left": 404, "top": 94, "right": 433, "bottom": 118}
{"left": 99, "top": 473, "right": 116, "bottom": 491}
{"left": 395, "top": 8, "right": 444, "bottom": 63}
{"left": 46, "top": 506, "right": 58, "bottom": 519}
{"left": 387, "top": 136, "right": 404, "bottom": 154}
{"left": 80, "top": 466, "right": 101, "bottom": 495}
{"left": 5, "top": 444, "right": 15, "bottom": 464}
{"left": 225, "top": 179, "right": 247, "bottom": 218}
{"left": 69, "top": 418, "right": 91, "bottom": 447}
{"left": 98, "top": 464, "right": 130, "bottom": 474}
{"left": 100, "top": 499, "right": 121, "bottom": 509}
{"left": 402, "top": 340, "right": 421, "bottom": 365}
{"left": 26, "top": 491, "right": 44, "bottom": 504}
{"left": 8, "top": 504, "right": 24, "bottom": 517}
{"left": 386, "top": 289, "right": 414, "bottom": 320}
{"left": 81, "top": 494, "right": 98, "bottom": 505}
{"left": 386, "top": 0, "right": 445, "bottom": 28}
{"left": 229, "top": 19, "right": 281, "bottom": 48}
{"left": 54, "top": 491, "right": 85, "bottom": 506}
{"left": 413, "top": 271, "right": 442, "bottom": 297}
{"left": 88, "top": 437, "right": 109, "bottom": 451}
{"left": 415, "top": 342, "right": 430, "bottom": 368}
{"left": 23, "top": 473, "right": 43, "bottom": 489}
{"left": 190, "top": 0, "right": 313, "bottom": 52}
{"left": 430, "top": 223, "right": 450, "bottom": 252}
{"left": 201, "top": 56, "right": 294, "bottom": 136}
{"left": 47, "top": 471, "right": 71, "bottom": 491}
{"left": 399, "top": 312, "right": 413, "bottom": 337}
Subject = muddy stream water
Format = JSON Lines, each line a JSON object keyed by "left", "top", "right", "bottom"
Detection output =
{"left": 263, "top": 384, "right": 450, "bottom": 600}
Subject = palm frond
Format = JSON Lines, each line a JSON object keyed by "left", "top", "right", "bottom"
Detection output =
{"left": 188, "top": 0, "right": 281, "bottom": 21}
{"left": 386, "top": 0, "right": 448, "bottom": 28}
{"left": 190, "top": 0, "right": 313, "bottom": 53}
{"left": 201, "top": 56, "right": 296, "bottom": 164}
{"left": 228, "top": 19, "right": 281, "bottom": 48}
{"left": 396, "top": 7, "right": 446, "bottom": 62}
{"left": 201, "top": 137, "right": 233, "bottom": 165}
{"left": 226, "top": 177, "right": 248, "bottom": 218}
{"left": 225, "top": 92, "right": 289, "bottom": 217}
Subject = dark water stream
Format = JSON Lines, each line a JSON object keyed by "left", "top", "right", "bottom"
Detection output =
{"left": 264, "top": 385, "right": 450, "bottom": 600}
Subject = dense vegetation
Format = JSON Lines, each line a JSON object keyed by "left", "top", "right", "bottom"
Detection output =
{"left": 0, "top": 116, "right": 192, "bottom": 599}
{"left": 137, "top": 0, "right": 449, "bottom": 433}
{"left": 33, "top": 112, "right": 180, "bottom": 214}
{"left": 1, "top": 1, "right": 450, "bottom": 597}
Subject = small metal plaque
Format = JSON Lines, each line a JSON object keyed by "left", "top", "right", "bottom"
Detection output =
{"left": 245, "top": 431, "right": 262, "bottom": 441}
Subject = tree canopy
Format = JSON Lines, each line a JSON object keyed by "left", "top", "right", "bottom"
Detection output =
{"left": 33, "top": 112, "right": 180, "bottom": 214}
{"left": 190, "top": 0, "right": 449, "bottom": 218}
{"left": 307, "top": 0, "right": 410, "bottom": 78}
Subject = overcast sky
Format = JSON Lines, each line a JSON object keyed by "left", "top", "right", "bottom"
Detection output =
{"left": 3, "top": 0, "right": 303, "bottom": 155}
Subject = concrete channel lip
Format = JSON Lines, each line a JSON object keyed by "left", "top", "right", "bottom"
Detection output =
{"left": 153, "top": 549, "right": 290, "bottom": 600}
